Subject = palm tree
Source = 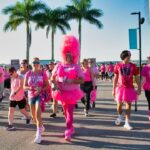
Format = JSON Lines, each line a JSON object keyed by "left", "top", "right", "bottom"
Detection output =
{"left": 2, "top": 0, "right": 46, "bottom": 63}
{"left": 67, "top": 0, "right": 103, "bottom": 60}
{"left": 34, "top": 7, "right": 71, "bottom": 61}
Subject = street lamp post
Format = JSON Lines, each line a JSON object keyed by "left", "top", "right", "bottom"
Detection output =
{"left": 131, "top": 11, "right": 145, "bottom": 111}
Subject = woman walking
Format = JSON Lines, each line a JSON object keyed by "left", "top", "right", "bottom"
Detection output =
{"left": 81, "top": 59, "right": 95, "bottom": 116}
{"left": 24, "top": 57, "right": 49, "bottom": 144}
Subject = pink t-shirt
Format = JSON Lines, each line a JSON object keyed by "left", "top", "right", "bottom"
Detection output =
{"left": 25, "top": 70, "right": 48, "bottom": 98}
{"left": 52, "top": 63, "right": 83, "bottom": 91}
{"left": 141, "top": 65, "right": 150, "bottom": 90}
{"left": 9, "top": 76, "right": 24, "bottom": 101}
{"left": 114, "top": 62, "right": 139, "bottom": 88}
{"left": 82, "top": 67, "right": 92, "bottom": 82}
{"left": 108, "top": 65, "right": 114, "bottom": 72}
{"left": 100, "top": 65, "right": 105, "bottom": 72}
{"left": 0, "top": 67, "right": 4, "bottom": 83}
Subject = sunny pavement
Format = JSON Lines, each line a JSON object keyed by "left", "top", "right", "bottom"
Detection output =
{"left": 0, "top": 81, "right": 150, "bottom": 150}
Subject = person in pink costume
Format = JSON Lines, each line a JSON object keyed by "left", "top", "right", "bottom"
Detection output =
{"left": 51, "top": 35, "right": 84, "bottom": 141}
{"left": 112, "top": 50, "right": 141, "bottom": 130}
{"left": 141, "top": 54, "right": 150, "bottom": 120}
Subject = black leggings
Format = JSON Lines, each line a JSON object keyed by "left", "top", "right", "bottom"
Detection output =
{"left": 80, "top": 81, "right": 93, "bottom": 111}
{"left": 145, "top": 90, "right": 150, "bottom": 110}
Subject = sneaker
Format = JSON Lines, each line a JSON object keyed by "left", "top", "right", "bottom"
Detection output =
{"left": 84, "top": 111, "right": 88, "bottom": 117}
{"left": 34, "top": 134, "right": 42, "bottom": 144}
{"left": 21, "top": 116, "right": 27, "bottom": 120}
{"left": 115, "top": 115, "right": 123, "bottom": 125}
{"left": 6, "top": 125, "right": 15, "bottom": 131}
{"left": 36, "top": 126, "right": 45, "bottom": 137}
{"left": 50, "top": 113, "right": 56, "bottom": 118}
{"left": 26, "top": 118, "right": 31, "bottom": 125}
{"left": 124, "top": 122, "right": 133, "bottom": 130}
{"left": 64, "top": 130, "right": 71, "bottom": 141}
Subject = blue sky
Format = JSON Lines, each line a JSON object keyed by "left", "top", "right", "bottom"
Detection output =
{"left": 0, "top": 0, "right": 150, "bottom": 63}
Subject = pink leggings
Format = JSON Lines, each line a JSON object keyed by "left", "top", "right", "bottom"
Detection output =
{"left": 63, "top": 104, "right": 75, "bottom": 130}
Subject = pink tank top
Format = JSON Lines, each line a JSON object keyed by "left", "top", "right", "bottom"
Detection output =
{"left": 52, "top": 63, "right": 83, "bottom": 91}
{"left": 82, "top": 67, "right": 92, "bottom": 82}
{"left": 9, "top": 76, "right": 24, "bottom": 101}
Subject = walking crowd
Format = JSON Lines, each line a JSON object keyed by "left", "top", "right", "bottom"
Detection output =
{"left": 0, "top": 35, "right": 150, "bottom": 144}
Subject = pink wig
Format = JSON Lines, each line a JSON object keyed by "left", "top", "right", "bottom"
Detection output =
{"left": 61, "top": 35, "right": 80, "bottom": 64}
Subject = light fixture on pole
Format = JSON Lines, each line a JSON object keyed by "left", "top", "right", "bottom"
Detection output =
{"left": 130, "top": 11, "right": 145, "bottom": 80}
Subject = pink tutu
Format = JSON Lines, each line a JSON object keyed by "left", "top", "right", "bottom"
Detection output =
{"left": 52, "top": 89, "right": 84, "bottom": 105}
{"left": 115, "top": 86, "right": 137, "bottom": 103}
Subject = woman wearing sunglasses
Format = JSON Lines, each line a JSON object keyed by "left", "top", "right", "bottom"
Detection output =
{"left": 141, "top": 54, "right": 150, "bottom": 120}
{"left": 6, "top": 67, "right": 31, "bottom": 131}
{"left": 24, "top": 57, "right": 49, "bottom": 144}
{"left": 51, "top": 35, "right": 84, "bottom": 141}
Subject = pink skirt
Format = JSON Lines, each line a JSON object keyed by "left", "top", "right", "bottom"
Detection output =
{"left": 52, "top": 89, "right": 84, "bottom": 105}
{"left": 115, "top": 86, "right": 137, "bottom": 103}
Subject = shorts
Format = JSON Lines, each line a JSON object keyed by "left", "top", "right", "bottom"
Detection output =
{"left": 10, "top": 98, "right": 26, "bottom": 109}
{"left": 28, "top": 96, "right": 40, "bottom": 105}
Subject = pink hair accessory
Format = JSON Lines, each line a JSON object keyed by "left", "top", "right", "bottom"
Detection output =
{"left": 61, "top": 35, "right": 80, "bottom": 64}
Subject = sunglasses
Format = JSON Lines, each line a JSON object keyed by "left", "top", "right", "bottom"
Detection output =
{"left": 21, "top": 62, "right": 26, "bottom": 65}
{"left": 32, "top": 61, "right": 40, "bottom": 65}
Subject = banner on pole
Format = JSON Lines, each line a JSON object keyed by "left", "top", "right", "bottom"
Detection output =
{"left": 129, "top": 28, "right": 138, "bottom": 49}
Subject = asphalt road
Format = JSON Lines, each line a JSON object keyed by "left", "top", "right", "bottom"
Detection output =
{"left": 0, "top": 81, "right": 150, "bottom": 150}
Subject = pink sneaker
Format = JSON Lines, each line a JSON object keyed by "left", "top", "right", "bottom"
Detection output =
{"left": 64, "top": 129, "right": 71, "bottom": 141}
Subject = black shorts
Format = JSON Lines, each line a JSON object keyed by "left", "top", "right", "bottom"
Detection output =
{"left": 10, "top": 98, "right": 26, "bottom": 109}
